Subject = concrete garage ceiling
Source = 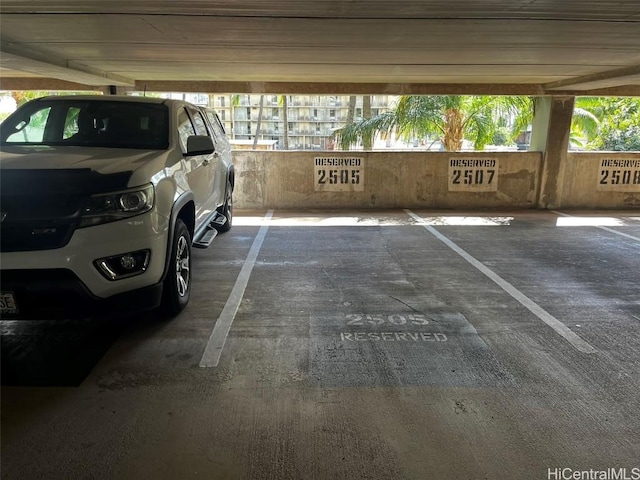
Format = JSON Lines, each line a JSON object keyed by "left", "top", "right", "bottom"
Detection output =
{"left": 1, "top": 1, "right": 640, "bottom": 96}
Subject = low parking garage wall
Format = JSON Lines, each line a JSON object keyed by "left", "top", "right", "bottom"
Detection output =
{"left": 232, "top": 151, "right": 640, "bottom": 210}
{"left": 562, "top": 152, "right": 640, "bottom": 209}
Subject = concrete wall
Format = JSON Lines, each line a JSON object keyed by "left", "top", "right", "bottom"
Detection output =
{"left": 562, "top": 152, "right": 640, "bottom": 209}
{"left": 232, "top": 151, "right": 640, "bottom": 210}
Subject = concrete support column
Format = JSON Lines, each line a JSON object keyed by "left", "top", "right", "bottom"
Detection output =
{"left": 530, "top": 96, "right": 575, "bottom": 208}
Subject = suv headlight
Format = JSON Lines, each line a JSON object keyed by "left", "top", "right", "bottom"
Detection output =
{"left": 79, "top": 184, "right": 155, "bottom": 227}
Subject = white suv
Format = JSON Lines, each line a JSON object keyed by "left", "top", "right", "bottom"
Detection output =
{"left": 0, "top": 95, "right": 234, "bottom": 319}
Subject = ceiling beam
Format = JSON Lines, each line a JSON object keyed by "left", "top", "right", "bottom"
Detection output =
{"left": 135, "top": 80, "right": 548, "bottom": 96}
{"left": 0, "top": 77, "right": 104, "bottom": 91}
{"left": 550, "top": 85, "right": 640, "bottom": 97}
{"left": 0, "top": 41, "right": 134, "bottom": 87}
{"left": 2, "top": 77, "right": 639, "bottom": 97}
{"left": 544, "top": 65, "right": 640, "bottom": 90}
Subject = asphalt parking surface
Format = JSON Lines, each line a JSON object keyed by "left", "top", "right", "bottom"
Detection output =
{"left": 2, "top": 209, "right": 639, "bottom": 480}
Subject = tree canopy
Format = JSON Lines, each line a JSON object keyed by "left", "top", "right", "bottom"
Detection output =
{"left": 576, "top": 97, "right": 640, "bottom": 151}
{"left": 333, "top": 95, "right": 532, "bottom": 151}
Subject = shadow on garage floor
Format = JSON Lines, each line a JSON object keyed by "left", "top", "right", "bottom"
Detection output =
{"left": 1, "top": 315, "right": 134, "bottom": 387}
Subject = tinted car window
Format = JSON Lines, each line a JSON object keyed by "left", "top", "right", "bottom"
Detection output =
{"left": 189, "top": 108, "right": 209, "bottom": 137}
{"left": 3, "top": 106, "right": 51, "bottom": 143}
{"left": 63, "top": 106, "right": 82, "bottom": 140}
{"left": 0, "top": 99, "right": 169, "bottom": 150}
{"left": 204, "top": 110, "right": 226, "bottom": 137}
{"left": 177, "top": 107, "right": 197, "bottom": 152}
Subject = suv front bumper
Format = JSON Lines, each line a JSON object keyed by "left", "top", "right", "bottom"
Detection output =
{"left": 0, "top": 211, "right": 170, "bottom": 319}
{"left": 0, "top": 269, "right": 163, "bottom": 319}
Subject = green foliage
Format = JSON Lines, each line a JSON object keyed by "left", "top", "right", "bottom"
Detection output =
{"left": 578, "top": 97, "right": 640, "bottom": 151}
{"left": 333, "top": 95, "right": 532, "bottom": 151}
{"left": 334, "top": 94, "right": 638, "bottom": 152}
{"left": 492, "top": 128, "right": 510, "bottom": 146}
{"left": 600, "top": 126, "right": 640, "bottom": 151}
{"left": 11, "top": 90, "right": 97, "bottom": 106}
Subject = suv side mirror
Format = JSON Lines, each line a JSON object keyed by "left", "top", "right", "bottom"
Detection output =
{"left": 186, "top": 135, "right": 215, "bottom": 156}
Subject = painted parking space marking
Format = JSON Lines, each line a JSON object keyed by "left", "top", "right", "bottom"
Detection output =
{"left": 552, "top": 210, "right": 640, "bottom": 243}
{"left": 341, "top": 313, "right": 448, "bottom": 342}
{"left": 310, "top": 312, "right": 514, "bottom": 387}
{"left": 199, "top": 210, "right": 274, "bottom": 368}
{"left": 340, "top": 331, "right": 448, "bottom": 342}
{"left": 405, "top": 209, "right": 597, "bottom": 355}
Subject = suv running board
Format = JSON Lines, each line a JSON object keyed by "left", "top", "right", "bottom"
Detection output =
{"left": 192, "top": 213, "right": 227, "bottom": 249}
{"left": 211, "top": 214, "right": 228, "bottom": 228}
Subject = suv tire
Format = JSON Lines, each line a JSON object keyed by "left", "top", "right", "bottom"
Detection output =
{"left": 161, "top": 218, "right": 192, "bottom": 317}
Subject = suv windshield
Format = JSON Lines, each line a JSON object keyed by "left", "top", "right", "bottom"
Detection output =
{"left": 0, "top": 99, "right": 169, "bottom": 150}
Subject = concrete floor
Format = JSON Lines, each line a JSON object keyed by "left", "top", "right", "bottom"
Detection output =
{"left": 2, "top": 209, "right": 639, "bottom": 480}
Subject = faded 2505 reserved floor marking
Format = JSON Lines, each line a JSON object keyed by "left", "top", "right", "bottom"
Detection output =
{"left": 199, "top": 210, "right": 274, "bottom": 368}
{"left": 405, "top": 209, "right": 597, "bottom": 355}
{"left": 340, "top": 314, "right": 448, "bottom": 343}
{"left": 309, "top": 312, "right": 513, "bottom": 388}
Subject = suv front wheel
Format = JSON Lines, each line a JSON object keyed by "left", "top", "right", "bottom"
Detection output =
{"left": 161, "top": 218, "right": 191, "bottom": 316}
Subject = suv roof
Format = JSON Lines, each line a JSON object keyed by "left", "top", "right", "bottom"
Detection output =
{"left": 32, "top": 95, "right": 169, "bottom": 105}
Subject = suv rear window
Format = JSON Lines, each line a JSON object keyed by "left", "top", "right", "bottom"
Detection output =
{"left": 0, "top": 99, "right": 169, "bottom": 150}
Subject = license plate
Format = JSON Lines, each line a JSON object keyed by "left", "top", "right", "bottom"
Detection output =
{"left": 0, "top": 292, "right": 18, "bottom": 315}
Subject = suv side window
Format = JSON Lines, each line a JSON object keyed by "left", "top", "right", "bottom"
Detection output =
{"left": 189, "top": 108, "right": 209, "bottom": 137}
{"left": 62, "top": 106, "right": 82, "bottom": 139}
{"left": 204, "top": 110, "right": 226, "bottom": 138}
{"left": 177, "top": 107, "right": 196, "bottom": 152}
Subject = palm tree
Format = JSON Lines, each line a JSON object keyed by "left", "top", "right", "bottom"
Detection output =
{"left": 334, "top": 95, "right": 532, "bottom": 151}
{"left": 362, "top": 96, "right": 372, "bottom": 150}
{"left": 252, "top": 95, "right": 265, "bottom": 149}
{"left": 346, "top": 96, "right": 357, "bottom": 124}
{"left": 343, "top": 95, "right": 373, "bottom": 149}
{"left": 280, "top": 95, "right": 289, "bottom": 150}
{"left": 569, "top": 102, "right": 599, "bottom": 148}
{"left": 230, "top": 94, "right": 241, "bottom": 140}
{"left": 580, "top": 97, "right": 640, "bottom": 150}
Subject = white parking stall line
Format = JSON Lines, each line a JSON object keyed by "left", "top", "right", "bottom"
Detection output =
{"left": 199, "top": 210, "right": 274, "bottom": 368}
{"left": 405, "top": 210, "right": 597, "bottom": 355}
{"left": 597, "top": 228, "right": 640, "bottom": 242}
{"left": 552, "top": 210, "right": 640, "bottom": 243}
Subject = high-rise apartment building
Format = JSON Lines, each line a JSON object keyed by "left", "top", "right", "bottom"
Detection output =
{"left": 209, "top": 94, "right": 396, "bottom": 150}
